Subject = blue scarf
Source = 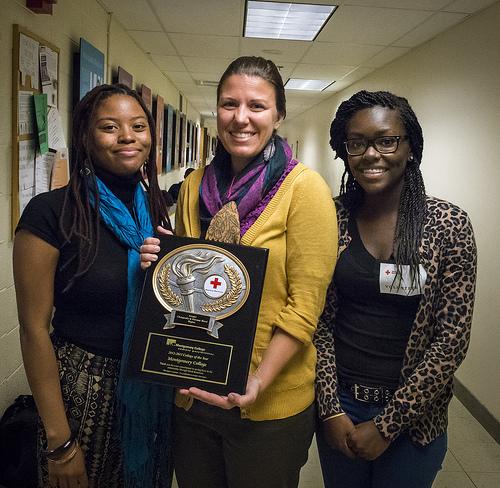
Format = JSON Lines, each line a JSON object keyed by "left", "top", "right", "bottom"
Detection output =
{"left": 91, "top": 177, "right": 173, "bottom": 487}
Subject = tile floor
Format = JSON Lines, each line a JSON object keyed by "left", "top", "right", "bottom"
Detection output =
{"left": 172, "top": 397, "right": 499, "bottom": 487}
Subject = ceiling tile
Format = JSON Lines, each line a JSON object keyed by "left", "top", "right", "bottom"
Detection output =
{"left": 169, "top": 33, "right": 240, "bottom": 58}
{"left": 115, "top": 0, "right": 485, "bottom": 123}
{"left": 239, "top": 38, "right": 311, "bottom": 62}
{"left": 195, "top": 86, "right": 218, "bottom": 98}
{"left": 150, "top": 55, "right": 186, "bottom": 72}
{"left": 188, "top": 63, "right": 297, "bottom": 89}
{"left": 338, "top": 0, "right": 449, "bottom": 10}
{"left": 274, "top": 62, "right": 297, "bottom": 82}
{"left": 393, "top": 12, "right": 468, "bottom": 47}
{"left": 302, "top": 42, "right": 381, "bottom": 65}
{"left": 128, "top": 31, "right": 176, "bottom": 55}
{"left": 149, "top": 0, "right": 243, "bottom": 36}
{"left": 183, "top": 57, "right": 236, "bottom": 75}
{"left": 99, "top": 0, "right": 163, "bottom": 31}
{"left": 166, "top": 72, "right": 195, "bottom": 84}
{"left": 174, "top": 83, "right": 200, "bottom": 94}
{"left": 291, "top": 63, "right": 354, "bottom": 80}
{"left": 317, "top": 5, "right": 433, "bottom": 44}
{"left": 323, "top": 66, "right": 376, "bottom": 91}
{"left": 361, "top": 46, "right": 410, "bottom": 68}
{"left": 443, "top": 0, "right": 498, "bottom": 13}
{"left": 189, "top": 72, "right": 223, "bottom": 85}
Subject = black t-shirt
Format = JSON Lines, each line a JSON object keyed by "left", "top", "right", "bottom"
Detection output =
{"left": 16, "top": 176, "right": 139, "bottom": 358}
{"left": 333, "top": 219, "right": 421, "bottom": 389}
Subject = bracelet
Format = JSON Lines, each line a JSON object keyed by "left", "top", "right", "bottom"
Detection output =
{"left": 44, "top": 435, "right": 76, "bottom": 461}
{"left": 47, "top": 442, "right": 79, "bottom": 465}
{"left": 323, "top": 412, "right": 346, "bottom": 422}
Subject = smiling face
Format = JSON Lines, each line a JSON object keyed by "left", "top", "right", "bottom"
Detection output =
{"left": 346, "top": 106, "right": 412, "bottom": 197}
{"left": 89, "top": 94, "right": 152, "bottom": 177}
{"left": 217, "top": 74, "right": 282, "bottom": 173}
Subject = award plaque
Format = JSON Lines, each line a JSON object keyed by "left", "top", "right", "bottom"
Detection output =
{"left": 126, "top": 235, "right": 268, "bottom": 395}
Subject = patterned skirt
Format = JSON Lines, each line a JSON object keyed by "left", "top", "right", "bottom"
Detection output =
{"left": 38, "top": 335, "right": 124, "bottom": 487}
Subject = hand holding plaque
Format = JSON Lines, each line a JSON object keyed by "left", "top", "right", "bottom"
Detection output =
{"left": 127, "top": 235, "right": 268, "bottom": 396}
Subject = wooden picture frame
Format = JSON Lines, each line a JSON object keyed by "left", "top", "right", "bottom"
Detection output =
{"left": 140, "top": 84, "right": 152, "bottom": 114}
{"left": 116, "top": 66, "right": 133, "bottom": 88}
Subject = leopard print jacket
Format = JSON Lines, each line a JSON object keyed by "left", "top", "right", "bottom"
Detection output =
{"left": 314, "top": 196, "right": 477, "bottom": 446}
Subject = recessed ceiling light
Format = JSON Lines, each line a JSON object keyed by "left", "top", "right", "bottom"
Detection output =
{"left": 244, "top": 1, "right": 337, "bottom": 41}
{"left": 285, "top": 78, "right": 334, "bottom": 91}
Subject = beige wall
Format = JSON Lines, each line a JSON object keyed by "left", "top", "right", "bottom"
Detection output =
{"left": 0, "top": 0, "right": 201, "bottom": 413}
{"left": 281, "top": 1, "right": 500, "bottom": 421}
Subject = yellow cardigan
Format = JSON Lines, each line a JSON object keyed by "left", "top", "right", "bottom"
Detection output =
{"left": 175, "top": 163, "right": 338, "bottom": 420}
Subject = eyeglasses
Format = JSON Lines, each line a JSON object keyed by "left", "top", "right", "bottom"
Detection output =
{"left": 344, "top": 135, "right": 408, "bottom": 156}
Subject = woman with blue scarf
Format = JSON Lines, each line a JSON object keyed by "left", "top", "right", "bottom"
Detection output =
{"left": 14, "top": 84, "right": 173, "bottom": 487}
{"left": 141, "top": 56, "right": 338, "bottom": 488}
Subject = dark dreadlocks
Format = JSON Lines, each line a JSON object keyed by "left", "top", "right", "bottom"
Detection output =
{"left": 329, "top": 90, "right": 427, "bottom": 284}
{"left": 60, "top": 83, "right": 170, "bottom": 289}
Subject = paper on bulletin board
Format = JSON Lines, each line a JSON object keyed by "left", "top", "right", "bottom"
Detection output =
{"left": 35, "top": 150, "right": 56, "bottom": 195}
{"left": 47, "top": 106, "right": 67, "bottom": 151}
{"left": 18, "top": 91, "right": 35, "bottom": 136}
{"left": 34, "top": 93, "right": 49, "bottom": 154}
{"left": 40, "top": 45, "right": 58, "bottom": 107}
{"left": 50, "top": 148, "right": 70, "bottom": 190}
{"left": 19, "top": 139, "right": 36, "bottom": 214}
{"left": 19, "top": 33, "right": 40, "bottom": 89}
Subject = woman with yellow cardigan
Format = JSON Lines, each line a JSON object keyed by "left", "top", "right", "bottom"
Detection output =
{"left": 141, "top": 56, "right": 337, "bottom": 488}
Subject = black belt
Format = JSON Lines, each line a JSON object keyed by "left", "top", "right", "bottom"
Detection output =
{"left": 339, "top": 379, "right": 394, "bottom": 405}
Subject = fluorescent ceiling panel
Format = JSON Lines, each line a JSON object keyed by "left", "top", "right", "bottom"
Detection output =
{"left": 285, "top": 78, "right": 334, "bottom": 91}
{"left": 245, "top": 1, "right": 337, "bottom": 41}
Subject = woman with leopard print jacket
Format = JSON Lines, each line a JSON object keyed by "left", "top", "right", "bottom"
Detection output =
{"left": 314, "top": 90, "right": 477, "bottom": 488}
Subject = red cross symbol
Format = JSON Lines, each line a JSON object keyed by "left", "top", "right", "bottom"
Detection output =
{"left": 385, "top": 269, "right": 391, "bottom": 275}
{"left": 210, "top": 277, "right": 222, "bottom": 289}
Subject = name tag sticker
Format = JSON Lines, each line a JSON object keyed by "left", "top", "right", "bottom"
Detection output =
{"left": 379, "top": 263, "right": 427, "bottom": 296}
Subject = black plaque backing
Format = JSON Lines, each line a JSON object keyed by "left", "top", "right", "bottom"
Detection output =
{"left": 126, "top": 235, "right": 268, "bottom": 395}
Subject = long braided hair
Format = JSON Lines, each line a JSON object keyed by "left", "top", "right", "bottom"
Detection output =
{"left": 330, "top": 90, "right": 427, "bottom": 284}
{"left": 60, "top": 83, "right": 170, "bottom": 289}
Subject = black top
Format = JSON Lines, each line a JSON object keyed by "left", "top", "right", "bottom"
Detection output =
{"left": 167, "top": 182, "right": 181, "bottom": 203}
{"left": 333, "top": 219, "right": 421, "bottom": 389}
{"left": 16, "top": 169, "right": 140, "bottom": 358}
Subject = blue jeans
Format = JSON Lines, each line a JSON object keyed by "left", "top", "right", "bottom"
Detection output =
{"left": 316, "top": 386, "right": 447, "bottom": 488}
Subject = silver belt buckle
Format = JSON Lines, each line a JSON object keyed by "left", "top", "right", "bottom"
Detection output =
{"left": 353, "top": 383, "right": 383, "bottom": 403}
{"left": 353, "top": 384, "right": 371, "bottom": 403}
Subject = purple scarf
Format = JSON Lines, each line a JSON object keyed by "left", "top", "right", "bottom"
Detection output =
{"left": 200, "top": 136, "right": 297, "bottom": 236}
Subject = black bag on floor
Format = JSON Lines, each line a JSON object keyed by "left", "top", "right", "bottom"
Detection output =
{"left": 0, "top": 394, "right": 38, "bottom": 488}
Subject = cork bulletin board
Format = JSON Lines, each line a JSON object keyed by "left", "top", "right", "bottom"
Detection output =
{"left": 11, "top": 24, "right": 61, "bottom": 235}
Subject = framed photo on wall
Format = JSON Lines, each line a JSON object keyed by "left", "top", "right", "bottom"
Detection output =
{"left": 140, "top": 84, "right": 152, "bottom": 114}
{"left": 154, "top": 95, "right": 164, "bottom": 175}
{"left": 116, "top": 66, "right": 133, "bottom": 88}
{"left": 76, "top": 38, "right": 104, "bottom": 102}
{"left": 163, "top": 104, "right": 174, "bottom": 172}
